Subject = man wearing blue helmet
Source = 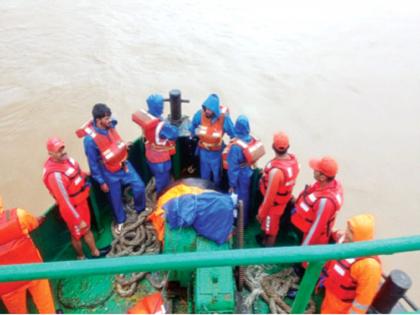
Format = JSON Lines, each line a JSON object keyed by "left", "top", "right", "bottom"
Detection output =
{"left": 132, "top": 94, "right": 179, "bottom": 194}
{"left": 222, "top": 115, "right": 265, "bottom": 226}
{"left": 190, "top": 94, "right": 235, "bottom": 187}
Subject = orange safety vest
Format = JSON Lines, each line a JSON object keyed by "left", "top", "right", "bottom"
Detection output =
{"left": 292, "top": 180, "right": 343, "bottom": 242}
{"left": 127, "top": 292, "right": 166, "bottom": 314}
{"left": 323, "top": 256, "right": 381, "bottom": 303}
{"left": 76, "top": 120, "right": 128, "bottom": 173}
{"left": 259, "top": 154, "right": 300, "bottom": 206}
{"left": 222, "top": 136, "right": 265, "bottom": 169}
{"left": 0, "top": 209, "right": 43, "bottom": 295}
{"left": 196, "top": 106, "right": 228, "bottom": 151}
{"left": 42, "top": 157, "right": 90, "bottom": 206}
{"left": 132, "top": 110, "right": 176, "bottom": 163}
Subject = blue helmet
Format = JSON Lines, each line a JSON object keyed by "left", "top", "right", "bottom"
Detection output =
{"left": 147, "top": 94, "right": 164, "bottom": 117}
{"left": 234, "top": 115, "right": 250, "bottom": 138}
{"left": 202, "top": 94, "right": 220, "bottom": 118}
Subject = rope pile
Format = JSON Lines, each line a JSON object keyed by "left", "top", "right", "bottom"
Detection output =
{"left": 108, "top": 178, "right": 167, "bottom": 297}
{"left": 244, "top": 265, "right": 316, "bottom": 314}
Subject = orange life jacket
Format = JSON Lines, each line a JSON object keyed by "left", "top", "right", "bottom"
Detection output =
{"left": 196, "top": 106, "right": 228, "bottom": 151}
{"left": 42, "top": 157, "right": 90, "bottom": 206}
{"left": 222, "top": 136, "right": 265, "bottom": 169}
{"left": 0, "top": 209, "right": 43, "bottom": 295}
{"left": 127, "top": 292, "right": 166, "bottom": 314}
{"left": 76, "top": 120, "right": 128, "bottom": 173}
{"left": 132, "top": 110, "right": 176, "bottom": 163}
{"left": 323, "top": 256, "right": 381, "bottom": 303}
{"left": 292, "top": 180, "right": 343, "bottom": 242}
{"left": 259, "top": 154, "right": 300, "bottom": 206}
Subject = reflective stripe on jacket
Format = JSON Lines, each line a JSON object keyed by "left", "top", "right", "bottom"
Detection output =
{"left": 260, "top": 154, "right": 300, "bottom": 206}
{"left": 43, "top": 157, "right": 90, "bottom": 206}
{"left": 222, "top": 136, "right": 265, "bottom": 169}
{"left": 76, "top": 120, "right": 128, "bottom": 172}
{"left": 324, "top": 256, "right": 381, "bottom": 305}
{"left": 196, "top": 105, "right": 228, "bottom": 151}
{"left": 132, "top": 110, "right": 176, "bottom": 163}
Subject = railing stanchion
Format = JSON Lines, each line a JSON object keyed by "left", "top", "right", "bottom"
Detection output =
{"left": 291, "top": 261, "right": 325, "bottom": 314}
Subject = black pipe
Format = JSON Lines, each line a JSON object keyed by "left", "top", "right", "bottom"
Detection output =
{"left": 164, "top": 89, "right": 189, "bottom": 126}
{"left": 236, "top": 200, "right": 245, "bottom": 292}
{"left": 370, "top": 269, "right": 413, "bottom": 313}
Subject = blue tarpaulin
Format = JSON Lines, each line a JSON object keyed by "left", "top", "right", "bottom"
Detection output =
{"left": 163, "top": 191, "right": 234, "bottom": 244}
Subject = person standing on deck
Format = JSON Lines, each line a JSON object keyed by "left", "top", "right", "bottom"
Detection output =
{"left": 0, "top": 195, "right": 56, "bottom": 314}
{"left": 223, "top": 115, "right": 265, "bottom": 227}
{"left": 291, "top": 156, "right": 344, "bottom": 246}
{"left": 42, "top": 137, "right": 107, "bottom": 259}
{"left": 132, "top": 94, "right": 179, "bottom": 194}
{"left": 256, "top": 132, "right": 299, "bottom": 246}
{"left": 190, "top": 94, "right": 235, "bottom": 187}
{"left": 320, "top": 214, "right": 382, "bottom": 314}
{"left": 77, "top": 103, "right": 146, "bottom": 235}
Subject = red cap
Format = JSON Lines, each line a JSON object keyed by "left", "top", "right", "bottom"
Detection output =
{"left": 46, "top": 137, "right": 65, "bottom": 153}
{"left": 273, "top": 132, "right": 289, "bottom": 150}
{"left": 309, "top": 156, "right": 338, "bottom": 177}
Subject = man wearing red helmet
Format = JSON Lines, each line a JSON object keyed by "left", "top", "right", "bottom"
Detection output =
{"left": 42, "top": 137, "right": 104, "bottom": 259}
{"left": 257, "top": 132, "right": 300, "bottom": 246}
{"left": 291, "top": 156, "right": 344, "bottom": 246}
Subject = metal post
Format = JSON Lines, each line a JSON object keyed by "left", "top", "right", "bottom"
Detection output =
{"left": 371, "top": 269, "right": 413, "bottom": 313}
{"left": 291, "top": 261, "right": 325, "bottom": 314}
{"left": 165, "top": 89, "right": 189, "bottom": 126}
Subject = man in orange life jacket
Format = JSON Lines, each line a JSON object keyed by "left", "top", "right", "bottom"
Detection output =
{"left": 42, "top": 137, "right": 104, "bottom": 259}
{"left": 190, "top": 94, "right": 235, "bottom": 187}
{"left": 291, "top": 156, "right": 344, "bottom": 246}
{"left": 78, "top": 104, "right": 146, "bottom": 234}
{"left": 224, "top": 115, "right": 265, "bottom": 226}
{"left": 320, "top": 214, "right": 382, "bottom": 314}
{"left": 132, "top": 94, "right": 179, "bottom": 194}
{"left": 0, "top": 195, "right": 56, "bottom": 314}
{"left": 256, "top": 132, "right": 299, "bottom": 246}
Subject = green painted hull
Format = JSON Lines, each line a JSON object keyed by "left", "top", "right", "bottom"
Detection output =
{"left": 0, "top": 137, "right": 418, "bottom": 313}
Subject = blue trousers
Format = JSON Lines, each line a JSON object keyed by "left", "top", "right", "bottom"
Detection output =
{"left": 147, "top": 160, "right": 172, "bottom": 194}
{"left": 105, "top": 161, "right": 145, "bottom": 224}
{"left": 236, "top": 172, "right": 252, "bottom": 227}
{"left": 199, "top": 148, "right": 222, "bottom": 187}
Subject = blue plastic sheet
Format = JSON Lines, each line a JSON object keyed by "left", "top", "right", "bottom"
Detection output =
{"left": 163, "top": 191, "right": 234, "bottom": 244}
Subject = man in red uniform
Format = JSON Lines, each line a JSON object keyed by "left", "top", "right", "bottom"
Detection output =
{"left": 257, "top": 132, "right": 299, "bottom": 246}
{"left": 321, "top": 214, "right": 382, "bottom": 314}
{"left": 0, "top": 195, "right": 56, "bottom": 314}
{"left": 43, "top": 137, "right": 103, "bottom": 259}
{"left": 291, "top": 156, "right": 344, "bottom": 246}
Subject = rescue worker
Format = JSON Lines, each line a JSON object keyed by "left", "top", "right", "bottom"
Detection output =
{"left": 132, "top": 94, "right": 179, "bottom": 194}
{"left": 43, "top": 137, "right": 105, "bottom": 259}
{"left": 190, "top": 94, "right": 235, "bottom": 187}
{"left": 223, "top": 115, "right": 265, "bottom": 226}
{"left": 0, "top": 195, "right": 56, "bottom": 314}
{"left": 320, "top": 214, "right": 382, "bottom": 314}
{"left": 291, "top": 156, "right": 344, "bottom": 246}
{"left": 256, "top": 132, "right": 299, "bottom": 246}
{"left": 77, "top": 103, "right": 146, "bottom": 234}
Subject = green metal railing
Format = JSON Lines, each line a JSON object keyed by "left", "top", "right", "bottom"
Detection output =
{"left": 1, "top": 235, "right": 420, "bottom": 313}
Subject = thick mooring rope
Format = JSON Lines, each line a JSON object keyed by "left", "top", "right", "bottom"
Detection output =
{"left": 244, "top": 265, "right": 316, "bottom": 314}
{"left": 108, "top": 178, "right": 167, "bottom": 297}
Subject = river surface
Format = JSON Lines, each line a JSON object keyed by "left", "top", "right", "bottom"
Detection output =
{"left": 1, "top": 0, "right": 419, "bottom": 302}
